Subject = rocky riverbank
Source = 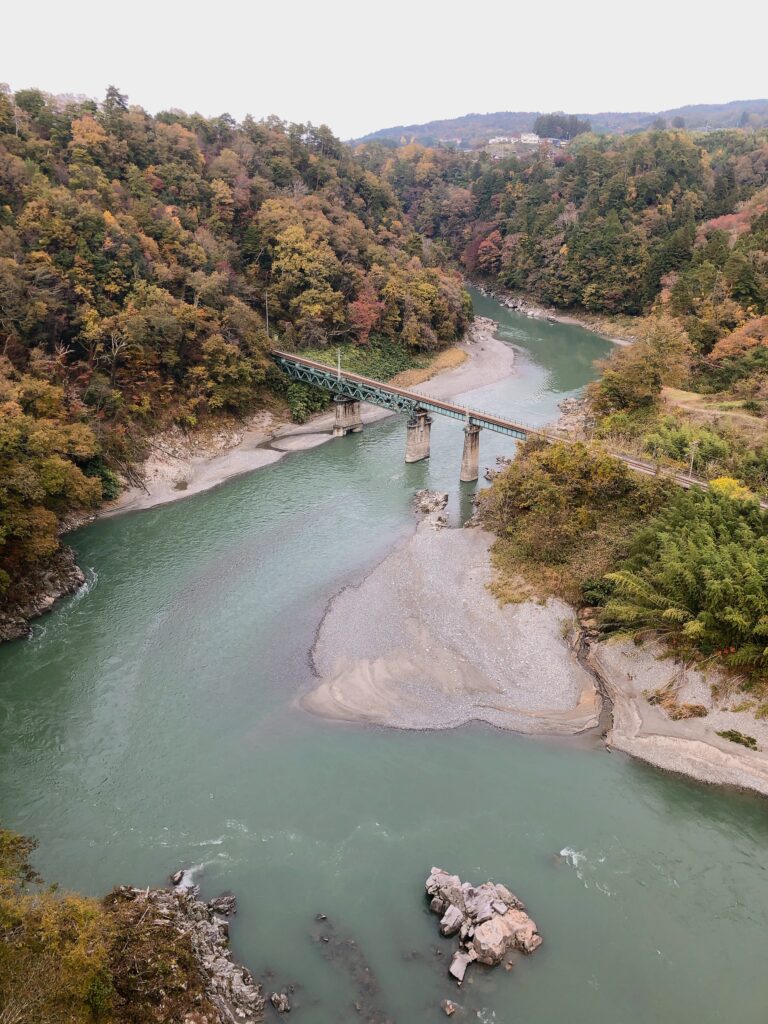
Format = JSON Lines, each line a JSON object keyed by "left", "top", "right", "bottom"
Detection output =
{"left": 108, "top": 884, "right": 264, "bottom": 1019}
{"left": 0, "top": 546, "right": 85, "bottom": 643}
{"left": 473, "top": 283, "right": 637, "bottom": 346}
{"left": 301, "top": 492, "right": 600, "bottom": 734}
{"left": 106, "top": 883, "right": 265, "bottom": 1023}
{"left": 550, "top": 396, "right": 592, "bottom": 438}
{"left": 584, "top": 634, "right": 768, "bottom": 797}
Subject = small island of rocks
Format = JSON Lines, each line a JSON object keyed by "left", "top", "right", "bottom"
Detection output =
{"left": 426, "top": 867, "right": 542, "bottom": 985}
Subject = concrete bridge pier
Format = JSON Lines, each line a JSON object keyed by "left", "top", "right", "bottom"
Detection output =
{"left": 332, "top": 396, "right": 363, "bottom": 437}
{"left": 405, "top": 408, "right": 432, "bottom": 462}
{"left": 460, "top": 423, "right": 481, "bottom": 482}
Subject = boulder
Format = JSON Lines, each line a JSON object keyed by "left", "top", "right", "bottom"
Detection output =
{"left": 439, "top": 904, "right": 464, "bottom": 937}
{"left": 270, "top": 992, "right": 291, "bottom": 1013}
{"left": 448, "top": 949, "right": 476, "bottom": 984}
{"left": 427, "top": 869, "right": 465, "bottom": 913}
{"left": 442, "top": 999, "right": 458, "bottom": 1016}
{"left": 472, "top": 916, "right": 512, "bottom": 966}
{"left": 493, "top": 883, "right": 524, "bottom": 909}
{"left": 505, "top": 908, "right": 543, "bottom": 953}
{"left": 472, "top": 901, "right": 494, "bottom": 924}
{"left": 208, "top": 894, "right": 237, "bottom": 916}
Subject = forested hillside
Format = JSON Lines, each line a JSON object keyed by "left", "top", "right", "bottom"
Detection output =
{"left": 362, "top": 129, "right": 768, "bottom": 318}
{"left": 0, "top": 85, "right": 469, "bottom": 626}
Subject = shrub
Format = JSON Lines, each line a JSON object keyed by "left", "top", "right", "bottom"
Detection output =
{"left": 643, "top": 419, "right": 730, "bottom": 469}
{"left": 742, "top": 399, "right": 763, "bottom": 415}
{"left": 716, "top": 729, "right": 758, "bottom": 749}
{"left": 285, "top": 381, "right": 330, "bottom": 423}
{"left": 0, "top": 825, "right": 115, "bottom": 1023}
{"left": 709, "top": 477, "right": 754, "bottom": 501}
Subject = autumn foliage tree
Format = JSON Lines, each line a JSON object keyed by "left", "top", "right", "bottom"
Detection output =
{"left": 349, "top": 280, "right": 384, "bottom": 343}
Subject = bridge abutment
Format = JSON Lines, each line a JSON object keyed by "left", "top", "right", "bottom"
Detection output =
{"left": 460, "top": 423, "right": 481, "bottom": 482}
{"left": 405, "top": 409, "right": 432, "bottom": 462}
{"left": 332, "top": 396, "right": 363, "bottom": 437}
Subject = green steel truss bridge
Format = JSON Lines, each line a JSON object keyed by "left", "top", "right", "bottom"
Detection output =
{"left": 270, "top": 350, "right": 542, "bottom": 441}
{"left": 271, "top": 349, "right": 768, "bottom": 500}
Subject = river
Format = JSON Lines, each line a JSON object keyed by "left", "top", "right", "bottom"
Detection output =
{"left": 1, "top": 291, "right": 767, "bottom": 1022}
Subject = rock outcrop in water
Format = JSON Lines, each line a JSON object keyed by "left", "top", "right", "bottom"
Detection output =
{"left": 426, "top": 868, "right": 542, "bottom": 984}
{"left": 413, "top": 489, "right": 449, "bottom": 519}
{"left": 0, "top": 545, "right": 85, "bottom": 642}
{"left": 109, "top": 883, "right": 265, "bottom": 1023}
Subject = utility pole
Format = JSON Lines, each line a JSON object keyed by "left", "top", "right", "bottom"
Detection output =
{"left": 689, "top": 440, "right": 698, "bottom": 480}
{"left": 337, "top": 348, "right": 341, "bottom": 380}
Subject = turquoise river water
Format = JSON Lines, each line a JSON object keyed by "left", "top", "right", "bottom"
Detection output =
{"left": 1, "top": 290, "right": 767, "bottom": 1022}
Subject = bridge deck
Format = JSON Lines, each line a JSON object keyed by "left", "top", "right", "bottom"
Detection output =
{"left": 271, "top": 350, "right": 546, "bottom": 440}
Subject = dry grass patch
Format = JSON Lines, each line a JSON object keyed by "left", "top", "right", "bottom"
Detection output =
{"left": 488, "top": 515, "right": 641, "bottom": 607}
{"left": 646, "top": 680, "right": 708, "bottom": 719}
{"left": 663, "top": 387, "right": 768, "bottom": 437}
{"left": 487, "top": 559, "right": 538, "bottom": 604}
{"left": 388, "top": 347, "right": 467, "bottom": 388}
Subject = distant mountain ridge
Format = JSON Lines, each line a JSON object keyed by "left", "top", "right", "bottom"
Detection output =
{"left": 358, "top": 99, "right": 768, "bottom": 147}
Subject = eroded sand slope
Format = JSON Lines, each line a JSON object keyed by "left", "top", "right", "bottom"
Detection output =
{"left": 303, "top": 515, "right": 600, "bottom": 734}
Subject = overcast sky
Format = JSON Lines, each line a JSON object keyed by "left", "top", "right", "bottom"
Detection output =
{"left": 5, "top": 0, "right": 767, "bottom": 138}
